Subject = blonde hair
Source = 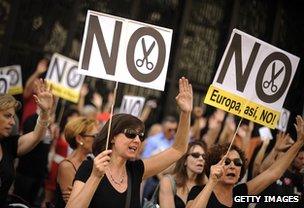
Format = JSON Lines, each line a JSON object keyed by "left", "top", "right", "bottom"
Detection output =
{"left": 64, "top": 117, "right": 97, "bottom": 149}
{"left": 0, "top": 94, "right": 21, "bottom": 111}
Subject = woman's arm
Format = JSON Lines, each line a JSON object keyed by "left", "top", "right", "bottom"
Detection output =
{"left": 23, "top": 59, "right": 48, "bottom": 98}
{"left": 252, "top": 138, "right": 270, "bottom": 177}
{"left": 66, "top": 150, "right": 112, "bottom": 208}
{"left": 203, "top": 115, "right": 222, "bottom": 148}
{"left": 246, "top": 116, "right": 304, "bottom": 195}
{"left": 17, "top": 79, "right": 54, "bottom": 155}
{"left": 143, "top": 77, "right": 192, "bottom": 180}
{"left": 259, "top": 132, "right": 293, "bottom": 172}
{"left": 159, "top": 176, "right": 175, "bottom": 208}
{"left": 57, "top": 161, "right": 75, "bottom": 203}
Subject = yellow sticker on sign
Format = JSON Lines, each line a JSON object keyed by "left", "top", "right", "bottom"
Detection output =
{"left": 204, "top": 85, "right": 280, "bottom": 129}
{"left": 8, "top": 87, "right": 23, "bottom": 95}
{"left": 47, "top": 81, "right": 80, "bottom": 103}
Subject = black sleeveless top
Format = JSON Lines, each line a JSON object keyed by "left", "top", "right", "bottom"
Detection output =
{"left": 54, "top": 159, "right": 77, "bottom": 208}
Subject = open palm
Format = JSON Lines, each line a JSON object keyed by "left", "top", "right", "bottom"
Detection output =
{"left": 33, "top": 79, "right": 54, "bottom": 112}
{"left": 175, "top": 77, "right": 193, "bottom": 113}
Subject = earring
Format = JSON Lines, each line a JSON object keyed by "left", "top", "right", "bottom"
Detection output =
{"left": 80, "top": 142, "right": 84, "bottom": 146}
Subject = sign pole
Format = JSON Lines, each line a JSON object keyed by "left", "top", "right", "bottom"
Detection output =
{"left": 56, "top": 99, "right": 66, "bottom": 125}
{"left": 224, "top": 117, "right": 243, "bottom": 157}
{"left": 105, "top": 81, "right": 119, "bottom": 150}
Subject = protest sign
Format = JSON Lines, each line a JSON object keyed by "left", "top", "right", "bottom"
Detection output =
{"left": 0, "top": 75, "right": 10, "bottom": 94}
{"left": 276, "top": 108, "right": 290, "bottom": 132}
{"left": 0, "top": 65, "right": 23, "bottom": 95}
{"left": 78, "top": 10, "right": 173, "bottom": 91}
{"left": 119, "top": 95, "right": 145, "bottom": 117}
{"left": 46, "top": 53, "right": 85, "bottom": 103}
{"left": 204, "top": 29, "right": 300, "bottom": 129}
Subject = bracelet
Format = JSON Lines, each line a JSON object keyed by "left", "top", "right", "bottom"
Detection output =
{"left": 36, "top": 115, "right": 50, "bottom": 128}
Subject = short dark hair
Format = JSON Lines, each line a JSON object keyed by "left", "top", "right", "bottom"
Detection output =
{"left": 92, "top": 113, "right": 144, "bottom": 156}
{"left": 161, "top": 115, "right": 177, "bottom": 124}
{"left": 205, "top": 143, "right": 247, "bottom": 182}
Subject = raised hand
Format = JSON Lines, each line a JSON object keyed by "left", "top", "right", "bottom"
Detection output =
{"left": 91, "top": 92, "right": 103, "bottom": 110}
{"left": 80, "top": 83, "right": 89, "bottom": 97}
{"left": 209, "top": 157, "right": 225, "bottom": 183}
{"left": 33, "top": 79, "right": 54, "bottom": 114}
{"left": 36, "top": 58, "right": 48, "bottom": 74}
{"left": 92, "top": 150, "right": 112, "bottom": 178}
{"left": 274, "top": 132, "right": 294, "bottom": 152}
{"left": 175, "top": 77, "right": 193, "bottom": 113}
{"left": 294, "top": 115, "right": 304, "bottom": 143}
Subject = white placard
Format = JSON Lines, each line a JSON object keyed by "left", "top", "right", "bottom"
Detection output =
{"left": 0, "top": 75, "right": 11, "bottom": 94}
{"left": 259, "top": 127, "right": 273, "bottom": 140}
{"left": 119, "top": 95, "right": 145, "bottom": 117}
{"left": 276, "top": 108, "right": 290, "bottom": 132}
{"left": 0, "top": 65, "right": 23, "bottom": 95}
{"left": 204, "top": 29, "right": 300, "bottom": 129}
{"left": 78, "top": 10, "right": 173, "bottom": 91}
{"left": 212, "top": 29, "right": 299, "bottom": 112}
{"left": 45, "top": 53, "right": 85, "bottom": 103}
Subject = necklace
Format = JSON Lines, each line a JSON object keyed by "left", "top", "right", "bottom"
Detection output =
{"left": 109, "top": 170, "right": 125, "bottom": 186}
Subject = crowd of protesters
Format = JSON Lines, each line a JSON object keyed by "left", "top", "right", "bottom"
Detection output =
{"left": 0, "top": 58, "right": 303, "bottom": 208}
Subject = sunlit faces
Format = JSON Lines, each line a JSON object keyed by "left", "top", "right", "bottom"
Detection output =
{"left": 186, "top": 145, "right": 206, "bottom": 174}
{"left": 114, "top": 128, "right": 144, "bottom": 158}
{"left": 220, "top": 150, "right": 242, "bottom": 185}
{"left": 0, "top": 107, "right": 16, "bottom": 138}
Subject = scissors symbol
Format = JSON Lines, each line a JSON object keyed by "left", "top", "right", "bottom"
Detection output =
{"left": 136, "top": 38, "right": 155, "bottom": 70}
{"left": 263, "top": 62, "right": 284, "bottom": 93}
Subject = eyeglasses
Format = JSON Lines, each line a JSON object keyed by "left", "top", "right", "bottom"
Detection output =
{"left": 224, "top": 158, "right": 243, "bottom": 167}
{"left": 168, "top": 128, "right": 177, "bottom": 132}
{"left": 81, "top": 134, "right": 98, "bottom": 139}
{"left": 189, "top": 152, "right": 206, "bottom": 159}
{"left": 123, "top": 129, "right": 145, "bottom": 141}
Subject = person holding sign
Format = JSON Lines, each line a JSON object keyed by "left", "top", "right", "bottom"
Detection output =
{"left": 0, "top": 79, "right": 54, "bottom": 206}
{"left": 65, "top": 77, "right": 192, "bottom": 208}
{"left": 186, "top": 116, "right": 304, "bottom": 208}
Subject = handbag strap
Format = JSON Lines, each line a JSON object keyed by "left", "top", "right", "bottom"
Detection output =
{"left": 150, "top": 174, "right": 176, "bottom": 204}
{"left": 125, "top": 168, "right": 132, "bottom": 208}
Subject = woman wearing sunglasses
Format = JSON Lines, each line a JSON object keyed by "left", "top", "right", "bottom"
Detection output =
{"left": 159, "top": 141, "right": 207, "bottom": 208}
{"left": 186, "top": 116, "right": 304, "bottom": 208}
{"left": 65, "top": 77, "right": 193, "bottom": 208}
{"left": 54, "top": 117, "right": 99, "bottom": 207}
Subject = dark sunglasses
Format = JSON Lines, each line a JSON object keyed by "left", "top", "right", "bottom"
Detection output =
{"left": 81, "top": 134, "right": 98, "bottom": 139}
{"left": 123, "top": 129, "right": 145, "bottom": 141}
{"left": 224, "top": 158, "right": 243, "bottom": 167}
{"left": 189, "top": 152, "right": 206, "bottom": 159}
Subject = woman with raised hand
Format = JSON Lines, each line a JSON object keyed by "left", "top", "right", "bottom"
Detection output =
{"left": 54, "top": 117, "right": 99, "bottom": 207}
{"left": 0, "top": 79, "right": 54, "bottom": 206}
{"left": 66, "top": 77, "right": 193, "bottom": 208}
{"left": 186, "top": 116, "right": 304, "bottom": 208}
{"left": 159, "top": 141, "right": 207, "bottom": 208}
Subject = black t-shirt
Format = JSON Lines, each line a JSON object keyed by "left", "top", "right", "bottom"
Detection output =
{"left": 16, "top": 114, "right": 51, "bottom": 178}
{"left": 174, "top": 194, "right": 186, "bottom": 208}
{"left": 75, "top": 158, "right": 144, "bottom": 208}
{"left": 187, "top": 183, "right": 249, "bottom": 208}
{"left": 0, "top": 135, "right": 19, "bottom": 206}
